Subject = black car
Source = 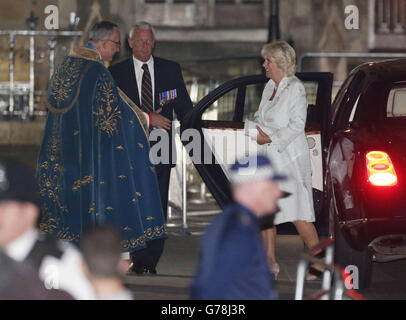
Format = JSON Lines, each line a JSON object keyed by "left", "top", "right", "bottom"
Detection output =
{"left": 326, "top": 59, "right": 406, "bottom": 289}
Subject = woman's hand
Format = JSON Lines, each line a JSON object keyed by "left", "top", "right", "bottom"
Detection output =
{"left": 255, "top": 125, "right": 272, "bottom": 145}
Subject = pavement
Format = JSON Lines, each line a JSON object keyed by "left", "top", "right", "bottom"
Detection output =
{"left": 2, "top": 145, "right": 405, "bottom": 300}
{"left": 125, "top": 214, "right": 330, "bottom": 300}
{"left": 125, "top": 214, "right": 406, "bottom": 300}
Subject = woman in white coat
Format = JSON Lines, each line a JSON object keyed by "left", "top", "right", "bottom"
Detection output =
{"left": 244, "top": 41, "right": 320, "bottom": 280}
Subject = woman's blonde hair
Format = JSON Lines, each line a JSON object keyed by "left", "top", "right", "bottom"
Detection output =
{"left": 261, "top": 40, "right": 296, "bottom": 77}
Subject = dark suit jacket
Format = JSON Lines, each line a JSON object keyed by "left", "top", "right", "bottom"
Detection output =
{"left": 109, "top": 57, "right": 193, "bottom": 169}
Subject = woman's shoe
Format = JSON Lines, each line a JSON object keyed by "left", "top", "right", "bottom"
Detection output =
{"left": 270, "top": 263, "right": 280, "bottom": 280}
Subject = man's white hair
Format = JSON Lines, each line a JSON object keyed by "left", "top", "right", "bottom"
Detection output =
{"left": 129, "top": 21, "right": 155, "bottom": 40}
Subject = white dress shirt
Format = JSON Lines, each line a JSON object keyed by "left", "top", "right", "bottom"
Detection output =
{"left": 5, "top": 228, "right": 37, "bottom": 262}
{"left": 132, "top": 55, "right": 155, "bottom": 110}
{"left": 5, "top": 228, "right": 96, "bottom": 300}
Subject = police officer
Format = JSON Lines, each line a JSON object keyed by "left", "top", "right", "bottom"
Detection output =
{"left": 190, "top": 155, "right": 286, "bottom": 300}
{"left": 0, "top": 250, "right": 72, "bottom": 299}
{"left": 0, "top": 158, "right": 95, "bottom": 299}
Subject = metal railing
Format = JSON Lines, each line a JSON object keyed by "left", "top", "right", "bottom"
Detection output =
{"left": 298, "top": 52, "right": 406, "bottom": 73}
{"left": 295, "top": 238, "right": 367, "bottom": 300}
{"left": 0, "top": 30, "right": 82, "bottom": 118}
{"left": 375, "top": 0, "right": 406, "bottom": 34}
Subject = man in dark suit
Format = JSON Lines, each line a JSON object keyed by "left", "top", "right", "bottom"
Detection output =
{"left": 109, "top": 21, "right": 193, "bottom": 274}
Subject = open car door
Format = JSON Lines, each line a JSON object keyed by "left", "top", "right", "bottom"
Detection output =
{"left": 181, "top": 72, "right": 333, "bottom": 230}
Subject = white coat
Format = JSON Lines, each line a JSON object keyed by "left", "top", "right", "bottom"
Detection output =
{"left": 244, "top": 76, "right": 315, "bottom": 225}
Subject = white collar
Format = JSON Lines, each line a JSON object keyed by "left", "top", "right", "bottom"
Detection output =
{"left": 5, "top": 228, "right": 38, "bottom": 262}
{"left": 95, "top": 49, "right": 102, "bottom": 61}
{"left": 132, "top": 56, "right": 153, "bottom": 69}
{"left": 271, "top": 76, "right": 291, "bottom": 90}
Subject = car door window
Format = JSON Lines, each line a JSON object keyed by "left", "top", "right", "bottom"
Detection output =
{"left": 331, "top": 74, "right": 354, "bottom": 124}
{"left": 387, "top": 87, "right": 406, "bottom": 118}
{"left": 202, "top": 89, "right": 238, "bottom": 121}
{"left": 242, "top": 82, "right": 265, "bottom": 120}
{"left": 331, "top": 71, "right": 365, "bottom": 130}
{"left": 348, "top": 95, "right": 360, "bottom": 122}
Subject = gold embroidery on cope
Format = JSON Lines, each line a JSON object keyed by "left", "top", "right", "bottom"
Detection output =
{"left": 38, "top": 133, "right": 67, "bottom": 212}
{"left": 69, "top": 46, "right": 100, "bottom": 62}
{"left": 117, "top": 87, "right": 148, "bottom": 139}
{"left": 72, "top": 175, "right": 94, "bottom": 192}
{"left": 94, "top": 73, "right": 121, "bottom": 137}
{"left": 47, "top": 61, "right": 93, "bottom": 115}
{"left": 40, "top": 214, "right": 80, "bottom": 243}
{"left": 50, "top": 57, "right": 81, "bottom": 104}
{"left": 120, "top": 225, "right": 166, "bottom": 250}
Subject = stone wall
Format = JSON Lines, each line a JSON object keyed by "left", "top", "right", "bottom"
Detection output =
{"left": 0, "top": 119, "right": 45, "bottom": 145}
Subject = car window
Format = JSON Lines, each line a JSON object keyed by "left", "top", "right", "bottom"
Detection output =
{"left": 387, "top": 87, "right": 406, "bottom": 118}
{"left": 348, "top": 95, "right": 360, "bottom": 122}
{"left": 331, "top": 74, "right": 355, "bottom": 125}
{"left": 243, "top": 83, "right": 265, "bottom": 121}
{"left": 202, "top": 89, "right": 237, "bottom": 121}
{"left": 303, "top": 81, "right": 319, "bottom": 106}
{"left": 331, "top": 70, "right": 365, "bottom": 130}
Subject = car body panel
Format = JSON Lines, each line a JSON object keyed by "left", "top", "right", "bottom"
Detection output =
{"left": 327, "top": 59, "right": 406, "bottom": 250}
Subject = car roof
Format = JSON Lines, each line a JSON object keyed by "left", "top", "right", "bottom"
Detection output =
{"left": 351, "top": 59, "right": 406, "bottom": 82}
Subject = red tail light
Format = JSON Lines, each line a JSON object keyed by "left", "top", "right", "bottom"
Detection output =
{"left": 366, "top": 151, "right": 397, "bottom": 186}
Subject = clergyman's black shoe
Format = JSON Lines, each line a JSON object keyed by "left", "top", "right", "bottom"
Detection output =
{"left": 127, "top": 265, "right": 146, "bottom": 276}
{"left": 146, "top": 267, "right": 157, "bottom": 275}
{"left": 128, "top": 266, "right": 157, "bottom": 276}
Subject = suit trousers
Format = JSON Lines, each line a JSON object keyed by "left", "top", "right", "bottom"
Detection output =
{"left": 130, "top": 165, "right": 171, "bottom": 270}
{"left": 156, "top": 165, "right": 171, "bottom": 220}
{"left": 130, "top": 238, "right": 165, "bottom": 271}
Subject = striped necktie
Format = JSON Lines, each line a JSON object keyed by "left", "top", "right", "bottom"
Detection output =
{"left": 141, "top": 64, "right": 153, "bottom": 113}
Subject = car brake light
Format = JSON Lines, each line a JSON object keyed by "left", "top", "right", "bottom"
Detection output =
{"left": 366, "top": 151, "right": 397, "bottom": 186}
